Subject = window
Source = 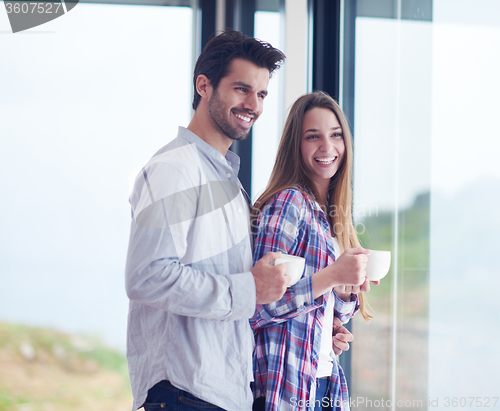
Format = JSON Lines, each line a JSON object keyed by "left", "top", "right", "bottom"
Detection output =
{"left": 347, "top": 0, "right": 500, "bottom": 407}
{"left": 0, "top": 3, "right": 193, "bottom": 351}
{"left": 252, "top": 2, "right": 285, "bottom": 200}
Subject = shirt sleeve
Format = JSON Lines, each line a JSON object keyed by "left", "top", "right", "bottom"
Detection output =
{"left": 333, "top": 291, "right": 359, "bottom": 324}
{"left": 250, "top": 189, "right": 323, "bottom": 329}
{"left": 125, "top": 160, "right": 256, "bottom": 322}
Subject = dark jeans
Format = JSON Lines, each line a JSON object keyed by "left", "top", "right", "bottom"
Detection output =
{"left": 314, "top": 377, "right": 332, "bottom": 411}
{"left": 143, "top": 380, "right": 225, "bottom": 411}
{"left": 252, "top": 396, "right": 265, "bottom": 411}
{"left": 252, "top": 378, "right": 332, "bottom": 411}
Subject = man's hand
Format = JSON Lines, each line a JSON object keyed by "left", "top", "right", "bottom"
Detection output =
{"left": 252, "top": 252, "right": 289, "bottom": 304}
{"left": 332, "top": 317, "right": 354, "bottom": 356}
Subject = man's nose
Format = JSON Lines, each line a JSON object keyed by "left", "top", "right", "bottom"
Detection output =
{"left": 243, "top": 92, "right": 260, "bottom": 113}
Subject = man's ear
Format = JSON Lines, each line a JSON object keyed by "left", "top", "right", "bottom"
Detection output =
{"left": 195, "top": 74, "right": 211, "bottom": 99}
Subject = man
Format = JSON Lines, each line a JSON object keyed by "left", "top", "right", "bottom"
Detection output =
{"left": 125, "top": 30, "right": 288, "bottom": 411}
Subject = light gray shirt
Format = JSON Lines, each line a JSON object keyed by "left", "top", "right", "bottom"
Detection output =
{"left": 125, "top": 127, "right": 256, "bottom": 410}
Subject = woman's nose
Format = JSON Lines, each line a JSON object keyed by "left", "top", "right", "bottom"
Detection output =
{"left": 319, "top": 137, "right": 334, "bottom": 152}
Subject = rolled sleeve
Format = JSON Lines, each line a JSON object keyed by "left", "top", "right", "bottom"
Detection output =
{"left": 334, "top": 292, "right": 359, "bottom": 323}
{"left": 251, "top": 275, "right": 323, "bottom": 329}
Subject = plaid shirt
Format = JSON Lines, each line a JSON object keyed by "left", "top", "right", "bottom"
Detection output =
{"left": 251, "top": 188, "right": 359, "bottom": 411}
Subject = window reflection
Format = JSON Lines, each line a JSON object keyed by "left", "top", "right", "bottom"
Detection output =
{"left": 349, "top": 0, "right": 500, "bottom": 408}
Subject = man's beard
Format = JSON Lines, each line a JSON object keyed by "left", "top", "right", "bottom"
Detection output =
{"left": 208, "top": 88, "right": 253, "bottom": 141}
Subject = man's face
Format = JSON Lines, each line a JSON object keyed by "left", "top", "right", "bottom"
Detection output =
{"left": 207, "top": 58, "right": 270, "bottom": 141}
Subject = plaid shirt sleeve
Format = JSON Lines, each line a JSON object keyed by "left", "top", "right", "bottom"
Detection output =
{"left": 250, "top": 189, "right": 323, "bottom": 330}
{"left": 334, "top": 292, "right": 359, "bottom": 324}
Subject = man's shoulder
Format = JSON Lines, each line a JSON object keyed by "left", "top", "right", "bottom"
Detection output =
{"left": 129, "top": 138, "right": 206, "bottom": 207}
{"left": 152, "top": 132, "right": 190, "bottom": 156}
{"left": 149, "top": 135, "right": 196, "bottom": 165}
{"left": 143, "top": 138, "right": 204, "bottom": 178}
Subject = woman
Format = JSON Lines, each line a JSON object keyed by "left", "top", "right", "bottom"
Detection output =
{"left": 251, "top": 92, "right": 374, "bottom": 411}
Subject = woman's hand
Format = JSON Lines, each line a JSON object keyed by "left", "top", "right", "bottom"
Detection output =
{"left": 334, "top": 277, "right": 379, "bottom": 301}
{"left": 331, "top": 248, "right": 369, "bottom": 286}
{"left": 312, "top": 248, "right": 371, "bottom": 299}
{"left": 332, "top": 317, "right": 354, "bottom": 356}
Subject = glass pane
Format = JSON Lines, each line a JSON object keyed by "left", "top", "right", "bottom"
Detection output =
{"left": 348, "top": 0, "right": 500, "bottom": 409}
{"left": 428, "top": 0, "right": 500, "bottom": 403}
{"left": 252, "top": 9, "right": 284, "bottom": 200}
{"left": 0, "top": 3, "right": 193, "bottom": 352}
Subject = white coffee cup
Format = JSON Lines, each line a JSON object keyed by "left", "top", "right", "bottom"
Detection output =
{"left": 366, "top": 250, "right": 391, "bottom": 281}
{"left": 273, "top": 254, "right": 306, "bottom": 286}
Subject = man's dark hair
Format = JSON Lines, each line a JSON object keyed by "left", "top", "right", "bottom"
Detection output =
{"left": 192, "top": 30, "right": 285, "bottom": 110}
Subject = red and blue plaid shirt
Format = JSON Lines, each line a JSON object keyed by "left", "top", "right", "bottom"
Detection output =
{"left": 251, "top": 188, "right": 359, "bottom": 411}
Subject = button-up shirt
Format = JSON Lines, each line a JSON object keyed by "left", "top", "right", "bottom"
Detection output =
{"left": 125, "top": 127, "right": 256, "bottom": 410}
{"left": 251, "top": 188, "right": 358, "bottom": 411}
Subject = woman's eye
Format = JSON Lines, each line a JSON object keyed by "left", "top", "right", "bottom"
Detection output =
{"left": 306, "top": 134, "right": 318, "bottom": 140}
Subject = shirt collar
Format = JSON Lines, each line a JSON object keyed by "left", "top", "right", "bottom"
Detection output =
{"left": 177, "top": 127, "right": 241, "bottom": 172}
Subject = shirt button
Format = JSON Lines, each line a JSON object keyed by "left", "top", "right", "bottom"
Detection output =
{"left": 226, "top": 173, "right": 231, "bottom": 178}
{"left": 238, "top": 208, "right": 243, "bottom": 213}
{"left": 220, "top": 155, "right": 225, "bottom": 161}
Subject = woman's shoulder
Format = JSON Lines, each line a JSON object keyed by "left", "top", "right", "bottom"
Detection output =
{"left": 268, "top": 187, "right": 312, "bottom": 207}
{"left": 271, "top": 187, "right": 311, "bottom": 204}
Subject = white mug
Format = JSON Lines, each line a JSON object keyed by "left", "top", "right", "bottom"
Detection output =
{"left": 273, "top": 254, "right": 306, "bottom": 287}
{"left": 366, "top": 250, "right": 391, "bottom": 281}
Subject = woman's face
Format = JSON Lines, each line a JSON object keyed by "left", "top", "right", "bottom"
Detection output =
{"left": 300, "top": 107, "right": 345, "bottom": 196}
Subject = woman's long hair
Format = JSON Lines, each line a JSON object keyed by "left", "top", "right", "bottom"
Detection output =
{"left": 252, "top": 91, "right": 371, "bottom": 321}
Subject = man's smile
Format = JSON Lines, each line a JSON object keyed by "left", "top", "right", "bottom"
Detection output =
{"left": 233, "top": 111, "right": 253, "bottom": 124}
